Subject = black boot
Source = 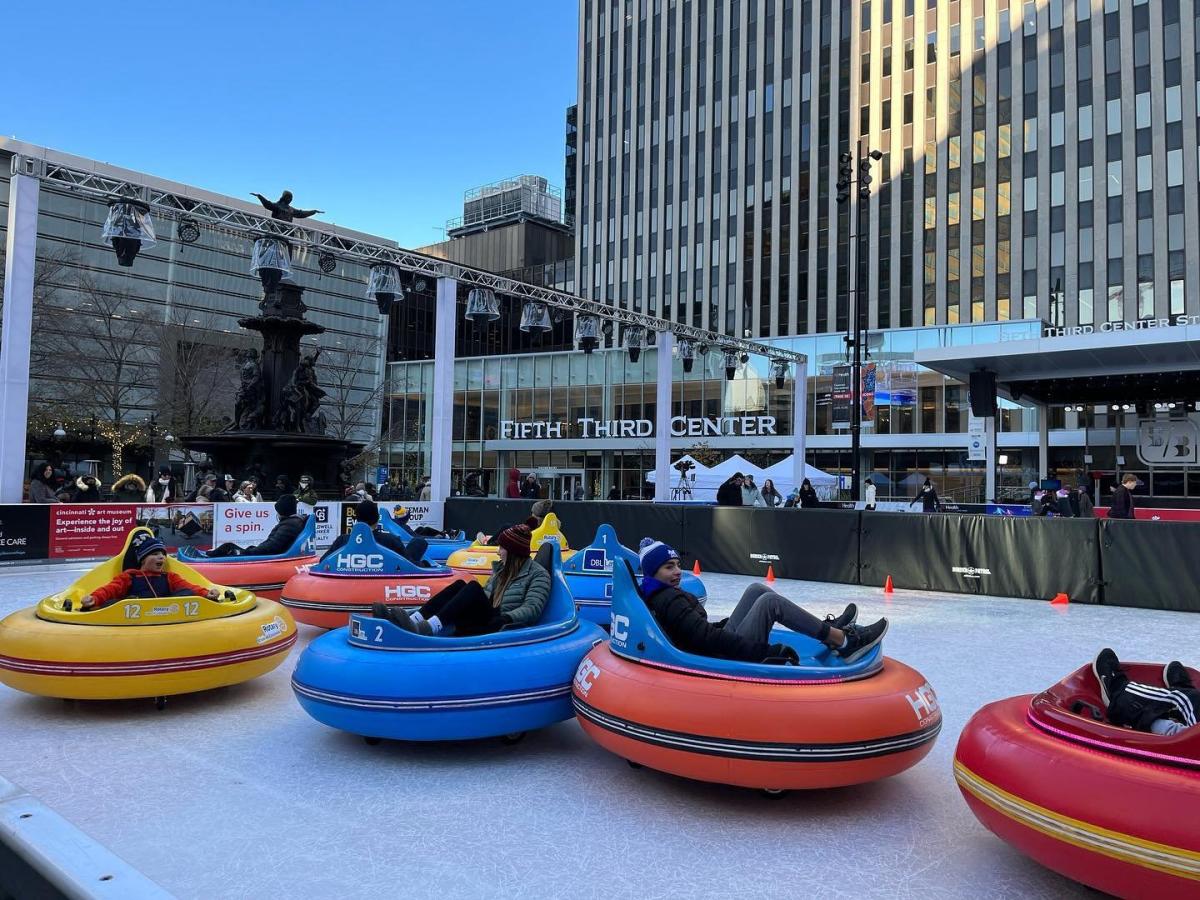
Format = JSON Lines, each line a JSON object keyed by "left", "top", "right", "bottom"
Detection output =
{"left": 1165, "top": 661, "right": 1195, "bottom": 691}
{"left": 1093, "top": 648, "right": 1126, "bottom": 707}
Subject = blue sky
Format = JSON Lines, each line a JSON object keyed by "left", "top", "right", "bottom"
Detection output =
{"left": 4, "top": 1, "right": 577, "bottom": 248}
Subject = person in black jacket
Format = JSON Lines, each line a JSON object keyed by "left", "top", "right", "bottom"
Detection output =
{"left": 637, "top": 538, "right": 889, "bottom": 664}
{"left": 207, "top": 495, "right": 308, "bottom": 557}
{"left": 319, "top": 499, "right": 409, "bottom": 561}
{"left": 910, "top": 477, "right": 940, "bottom": 512}
{"left": 716, "top": 474, "right": 745, "bottom": 506}
{"left": 798, "top": 478, "right": 820, "bottom": 508}
{"left": 1109, "top": 474, "right": 1138, "bottom": 519}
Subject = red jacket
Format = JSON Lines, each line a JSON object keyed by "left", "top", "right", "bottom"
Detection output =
{"left": 505, "top": 467, "right": 521, "bottom": 499}
{"left": 89, "top": 569, "right": 209, "bottom": 608}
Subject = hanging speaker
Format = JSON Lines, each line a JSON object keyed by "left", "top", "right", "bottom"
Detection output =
{"left": 969, "top": 370, "right": 997, "bottom": 417}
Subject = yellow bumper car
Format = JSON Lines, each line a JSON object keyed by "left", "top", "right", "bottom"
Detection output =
{"left": 0, "top": 528, "right": 297, "bottom": 704}
{"left": 446, "top": 512, "right": 576, "bottom": 583}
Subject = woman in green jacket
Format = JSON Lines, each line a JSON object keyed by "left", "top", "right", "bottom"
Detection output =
{"left": 375, "top": 524, "right": 550, "bottom": 636}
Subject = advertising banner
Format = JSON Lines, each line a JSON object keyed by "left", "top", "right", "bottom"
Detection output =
{"left": 861, "top": 362, "right": 877, "bottom": 424}
{"left": 832, "top": 365, "right": 852, "bottom": 429}
{"left": 967, "top": 417, "right": 987, "bottom": 461}
{"left": 311, "top": 502, "right": 340, "bottom": 547}
{"left": 135, "top": 504, "right": 215, "bottom": 551}
{"left": 875, "top": 361, "right": 918, "bottom": 407}
{"left": 338, "top": 501, "right": 446, "bottom": 535}
{"left": 212, "top": 503, "right": 280, "bottom": 548}
{"left": 0, "top": 505, "right": 51, "bottom": 562}
{"left": 49, "top": 504, "right": 139, "bottom": 559}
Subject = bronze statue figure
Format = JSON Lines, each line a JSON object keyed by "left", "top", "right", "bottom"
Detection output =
{"left": 230, "top": 348, "right": 266, "bottom": 431}
{"left": 275, "top": 349, "right": 327, "bottom": 434}
{"left": 250, "top": 190, "right": 325, "bottom": 223}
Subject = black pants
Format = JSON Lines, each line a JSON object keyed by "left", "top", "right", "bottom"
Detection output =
{"left": 422, "top": 580, "right": 500, "bottom": 637}
{"left": 208, "top": 542, "right": 243, "bottom": 558}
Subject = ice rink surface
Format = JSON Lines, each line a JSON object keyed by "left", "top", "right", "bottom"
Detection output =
{"left": 2, "top": 562, "right": 1198, "bottom": 900}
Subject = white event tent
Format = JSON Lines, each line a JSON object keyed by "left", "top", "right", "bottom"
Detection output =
{"left": 648, "top": 453, "right": 838, "bottom": 502}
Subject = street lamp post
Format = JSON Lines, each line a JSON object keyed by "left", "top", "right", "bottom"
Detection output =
{"left": 837, "top": 139, "right": 883, "bottom": 502}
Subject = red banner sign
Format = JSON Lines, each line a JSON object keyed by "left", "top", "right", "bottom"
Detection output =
{"left": 49, "top": 505, "right": 139, "bottom": 558}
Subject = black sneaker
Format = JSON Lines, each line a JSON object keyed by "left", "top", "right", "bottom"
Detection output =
{"left": 1093, "top": 648, "right": 1127, "bottom": 707}
{"left": 826, "top": 603, "right": 858, "bottom": 630}
{"left": 1164, "top": 661, "right": 1195, "bottom": 691}
{"left": 837, "top": 618, "right": 889, "bottom": 663}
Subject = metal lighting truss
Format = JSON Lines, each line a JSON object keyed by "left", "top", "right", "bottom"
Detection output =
{"left": 37, "top": 157, "right": 805, "bottom": 364}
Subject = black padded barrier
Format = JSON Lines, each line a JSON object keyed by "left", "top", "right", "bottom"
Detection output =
{"left": 1099, "top": 519, "right": 1200, "bottom": 612}
{"left": 445, "top": 500, "right": 1200, "bottom": 611}
{"left": 859, "top": 512, "right": 1101, "bottom": 603}
{"left": 739, "top": 508, "right": 864, "bottom": 585}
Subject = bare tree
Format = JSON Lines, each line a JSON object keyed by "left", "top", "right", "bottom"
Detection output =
{"left": 160, "top": 309, "right": 238, "bottom": 443}
{"left": 0, "top": 245, "right": 78, "bottom": 350}
{"left": 31, "top": 274, "right": 162, "bottom": 480}
{"left": 318, "top": 333, "right": 386, "bottom": 443}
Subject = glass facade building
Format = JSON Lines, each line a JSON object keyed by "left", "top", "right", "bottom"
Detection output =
{"left": 1, "top": 140, "right": 384, "bottom": 480}
{"left": 575, "top": 0, "right": 1200, "bottom": 335}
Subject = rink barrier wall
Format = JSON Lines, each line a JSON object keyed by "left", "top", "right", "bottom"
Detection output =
{"left": 858, "top": 512, "right": 1102, "bottom": 604}
{"left": 445, "top": 500, "right": 1155, "bottom": 610}
{"left": 0, "top": 775, "right": 174, "bottom": 899}
{"left": 1098, "top": 519, "right": 1200, "bottom": 612}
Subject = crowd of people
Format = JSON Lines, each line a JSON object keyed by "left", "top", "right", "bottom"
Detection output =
{"left": 1028, "top": 482, "right": 1099, "bottom": 518}
{"left": 716, "top": 472, "right": 822, "bottom": 508}
{"left": 24, "top": 463, "right": 323, "bottom": 506}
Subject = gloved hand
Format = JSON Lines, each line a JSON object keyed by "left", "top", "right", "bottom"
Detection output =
{"left": 763, "top": 643, "right": 800, "bottom": 665}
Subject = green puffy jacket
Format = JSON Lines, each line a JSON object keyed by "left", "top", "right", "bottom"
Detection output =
{"left": 485, "top": 557, "right": 551, "bottom": 627}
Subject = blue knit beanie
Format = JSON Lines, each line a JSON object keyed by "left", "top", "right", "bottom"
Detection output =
{"left": 132, "top": 532, "right": 166, "bottom": 563}
{"left": 639, "top": 537, "right": 680, "bottom": 578}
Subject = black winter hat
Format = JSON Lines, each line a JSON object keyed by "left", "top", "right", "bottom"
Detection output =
{"left": 275, "top": 494, "right": 298, "bottom": 517}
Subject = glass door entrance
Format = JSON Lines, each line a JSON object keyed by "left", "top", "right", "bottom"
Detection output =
{"left": 535, "top": 469, "right": 587, "bottom": 501}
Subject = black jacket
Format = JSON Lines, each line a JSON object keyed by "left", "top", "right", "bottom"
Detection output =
{"left": 246, "top": 515, "right": 308, "bottom": 555}
{"left": 913, "top": 486, "right": 939, "bottom": 512}
{"left": 798, "top": 487, "right": 819, "bottom": 508}
{"left": 642, "top": 583, "right": 773, "bottom": 662}
{"left": 716, "top": 480, "right": 743, "bottom": 506}
{"left": 1109, "top": 485, "right": 1135, "bottom": 520}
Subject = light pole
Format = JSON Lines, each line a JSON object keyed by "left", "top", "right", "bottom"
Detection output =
{"left": 837, "top": 139, "right": 884, "bottom": 502}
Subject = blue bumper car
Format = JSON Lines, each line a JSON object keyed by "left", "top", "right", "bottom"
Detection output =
{"left": 291, "top": 543, "right": 606, "bottom": 743}
{"left": 562, "top": 524, "right": 706, "bottom": 626}
{"left": 378, "top": 508, "right": 471, "bottom": 564}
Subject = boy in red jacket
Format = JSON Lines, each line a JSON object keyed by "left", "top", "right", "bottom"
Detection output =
{"left": 80, "top": 532, "right": 218, "bottom": 611}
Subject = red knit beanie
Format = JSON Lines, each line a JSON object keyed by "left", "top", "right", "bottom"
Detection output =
{"left": 497, "top": 524, "right": 533, "bottom": 557}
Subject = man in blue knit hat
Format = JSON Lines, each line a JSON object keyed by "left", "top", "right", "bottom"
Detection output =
{"left": 638, "top": 537, "right": 887, "bottom": 664}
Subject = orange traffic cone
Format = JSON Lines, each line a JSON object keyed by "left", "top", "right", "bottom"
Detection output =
{"left": 692, "top": 559, "right": 701, "bottom": 576}
{"left": 766, "top": 565, "right": 776, "bottom": 583}
{"left": 1051, "top": 592, "right": 1069, "bottom": 605}
{"left": 884, "top": 575, "right": 894, "bottom": 595}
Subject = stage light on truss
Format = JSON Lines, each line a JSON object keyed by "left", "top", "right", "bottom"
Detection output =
{"left": 176, "top": 217, "right": 201, "bottom": 244}
{"left": 102, "top": 200, "right": 156, "bottom": 267}
{"left": 250, "top": 235, "right": 292, "bottom": 291}
{"left": 678, "top": 338, "right": 696, "bottom": 373}
{"left": 575, "top": 314, "right": 600, "bottom": 353}
{"left": 367, "top": 263, "right": 402, "bottom": 315}
{"left": 770, "top": 358, "right": 790, "bottom": 390}
{"left": 465, "top": 287, "right": 501, "bottom": 323}
{"left": 624, "top": 324, "right": 646, "bottom": 362}
{"left": 519, "top": 300, "right": 552, "bottom": 332}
